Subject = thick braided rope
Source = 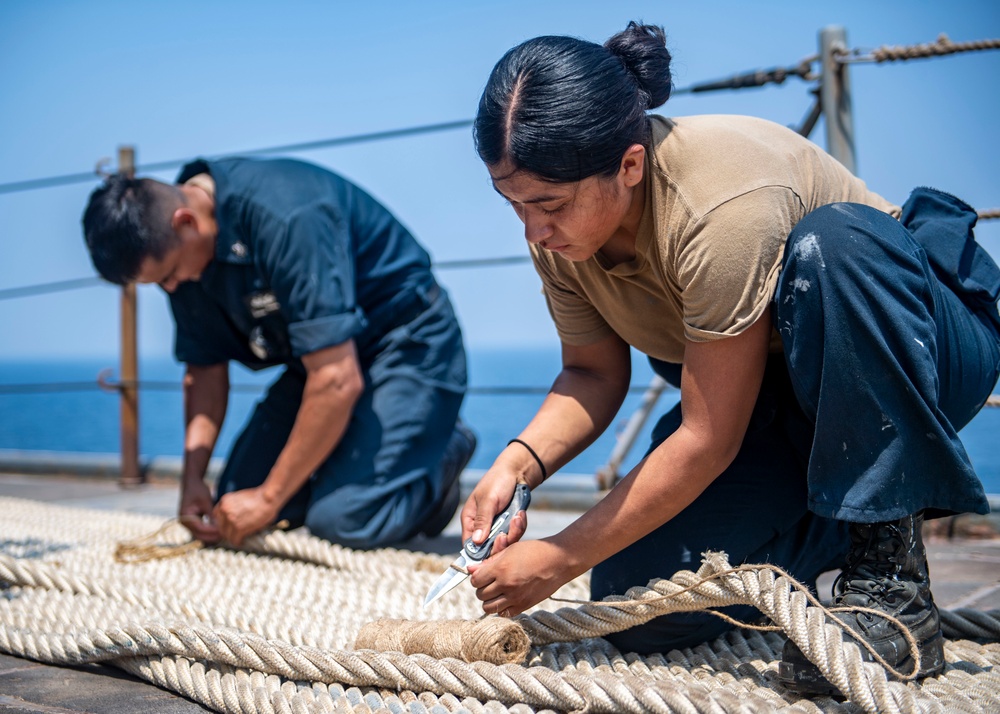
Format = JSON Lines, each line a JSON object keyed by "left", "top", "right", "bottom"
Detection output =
{"left": 5, "top": 547, "right": 1000, "bottom": 713}
{"left": 111, "top": 650, "right": 829, "bottom": 714}
{"left": 941, "top": 607, "right": 1000, "bottom": 639}
{"left": 0, "top": 596, "right": 813, "bottom": 714}
{"left": 520, "top": 554, "right": 933, "bottom": 712}
{"left": 3, "top": 497, "right": 1000, "bottom": 713}
{"left": 860, "top": 34, "right": 1000, "bottom": 63}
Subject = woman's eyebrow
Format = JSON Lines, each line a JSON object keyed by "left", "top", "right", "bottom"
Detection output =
{"left": 491, "top": 183, "right": 564, "bottom": 204}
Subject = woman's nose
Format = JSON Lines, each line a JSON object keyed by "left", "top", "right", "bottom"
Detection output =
{"left": 523, "top": 212, "right": 553, "bottom": 245}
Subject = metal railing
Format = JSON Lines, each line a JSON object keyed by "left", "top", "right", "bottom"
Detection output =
{"left": 1, "top": 26, "right": 997, "bottom": 488}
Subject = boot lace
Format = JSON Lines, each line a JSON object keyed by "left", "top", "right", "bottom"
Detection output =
{"left": 832, "top": 522, "right": 906, "bottom": 608}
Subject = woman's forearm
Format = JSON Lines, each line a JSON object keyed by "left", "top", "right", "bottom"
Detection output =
{"left": 508, "top": 336, "right": 632, "bottom": 488}
{"left": 548, "top": 314, "right": 774, "bottom": 574}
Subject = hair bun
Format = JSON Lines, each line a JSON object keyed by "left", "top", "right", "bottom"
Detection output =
{"left": 604, "top": 21, "right": 672, "bottom": 109}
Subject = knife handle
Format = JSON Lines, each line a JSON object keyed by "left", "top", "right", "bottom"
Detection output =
{"left": 462, "top": 483, "right": 531, "bottom": 563}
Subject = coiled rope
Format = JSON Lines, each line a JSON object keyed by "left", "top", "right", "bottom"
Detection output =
{"left": 3, "top": 496, "right": 1000, "bottom": 713}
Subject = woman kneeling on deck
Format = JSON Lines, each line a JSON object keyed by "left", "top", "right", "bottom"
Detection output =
{"left": 461, "top": 21, "right": 1000, "bottom": 692}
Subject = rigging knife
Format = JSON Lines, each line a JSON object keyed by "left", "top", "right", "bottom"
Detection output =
{"left": 423, "top": 482, "right": 531, "bottom": 608}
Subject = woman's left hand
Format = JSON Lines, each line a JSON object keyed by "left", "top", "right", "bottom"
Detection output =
{"left": 468, "top": 538, "right": 576, "bottom": 616}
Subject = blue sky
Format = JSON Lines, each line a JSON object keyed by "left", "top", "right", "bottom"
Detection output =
{"left": 1, "top": 0, "right": 998, "bottom": 361}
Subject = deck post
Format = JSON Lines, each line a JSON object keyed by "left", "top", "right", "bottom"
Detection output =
{"left": 596, "top": 376, "right": 669, "bottom": 490}
{"left": 819, "top": 25, "right": 857, "bottom": 174}
{"left": 118, "top": 145, "right": 142, "bottom": 486}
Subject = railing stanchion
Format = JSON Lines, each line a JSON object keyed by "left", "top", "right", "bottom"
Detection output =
{"left": 118, "top": 145, "right": 142, "bottom": 486}
{"left": 596, "top": 376, "right": 669, "bottom": 490}
{"left": 820, "top": 25, "right": 857, "bottom": 174}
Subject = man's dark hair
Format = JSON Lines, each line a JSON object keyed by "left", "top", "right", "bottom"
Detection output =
{"left": 81, "top": 174, "right": 183, "bottom": 285}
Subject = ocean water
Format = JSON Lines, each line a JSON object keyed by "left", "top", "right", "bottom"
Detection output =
{"left": 0, "top": 347, "right": 998, "bottom": 493}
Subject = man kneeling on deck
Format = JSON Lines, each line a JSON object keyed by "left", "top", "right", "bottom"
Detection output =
{"left": 81, "top": 156, "right": 476, "bottom": 548}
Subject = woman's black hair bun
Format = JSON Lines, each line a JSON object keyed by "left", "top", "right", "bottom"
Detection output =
{"left": 604, "top": 21, "right": 673, "bottom": 109}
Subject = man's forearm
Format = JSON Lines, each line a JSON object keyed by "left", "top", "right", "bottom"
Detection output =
{"left": 182, "top": 363, "right": 229, "bottom": 484}
{"left": 258, "top": 342, "right": 364, "bottom": 510}
{"left": 259, "top": 383, "right": 355, "bottom": 507}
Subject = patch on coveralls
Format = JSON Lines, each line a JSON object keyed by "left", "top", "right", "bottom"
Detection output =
{"left": 246, "top": 291, "right": 281, "bottom": 319}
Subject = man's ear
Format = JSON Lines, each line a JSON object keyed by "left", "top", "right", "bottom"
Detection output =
{"left": 619, "top": 144, "right": 646, "bottom": 188}
{"left": 170, "top": 207, "right": 197, "bottom": 233}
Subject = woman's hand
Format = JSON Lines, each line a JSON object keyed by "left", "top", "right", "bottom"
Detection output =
{"left": 461, "top": 465, "right": 527, "bottom": 555}
{"left": 468, "top": 538, "right": 576, "bottom": 616}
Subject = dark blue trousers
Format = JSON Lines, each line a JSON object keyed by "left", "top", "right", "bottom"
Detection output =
{"left": 216, "top": 291, "right": 467, "bottom": 549}
{"left": 592, "top": 188, "right": 1000, "bottom": 654}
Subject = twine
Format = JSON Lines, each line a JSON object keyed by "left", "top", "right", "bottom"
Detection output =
{"left": 114, "top": 517, "right": 291, "bottom": 563}
{"left": 354, "top": 617, "right": 530, "bottom": 665}
{"left": 114, "top": 517, "right": 204, "bottom": 563}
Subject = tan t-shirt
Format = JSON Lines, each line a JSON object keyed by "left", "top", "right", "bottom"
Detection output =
{"left": 531, "top": 114, "right": 900, "bottom": 363}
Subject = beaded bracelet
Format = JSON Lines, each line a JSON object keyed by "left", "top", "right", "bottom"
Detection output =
{"left": 507, "top": 438, "right": 548, "bottom": 482}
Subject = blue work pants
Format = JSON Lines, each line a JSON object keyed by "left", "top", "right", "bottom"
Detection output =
{"left": 592, "top": 188, "right": 1000, "bottom": 654}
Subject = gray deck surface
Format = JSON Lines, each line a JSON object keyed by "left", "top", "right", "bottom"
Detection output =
{"left": 1, "top": 471, "right": 998, "bottom": 712}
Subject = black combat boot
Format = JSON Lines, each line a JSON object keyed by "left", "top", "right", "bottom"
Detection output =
{"left": 779, "top": 512, "right": 944, "bottom": 694}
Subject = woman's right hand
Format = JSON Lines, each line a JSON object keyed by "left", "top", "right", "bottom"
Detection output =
{"left": 461, "top": 465, "right": 528, "bottom": 556}
{"left": 179, "top": 478, "right": 222, "bottom": 544}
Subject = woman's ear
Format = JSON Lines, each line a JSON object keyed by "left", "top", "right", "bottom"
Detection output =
{"left": 619, "top": 144, "right": 646, "bottom": 188}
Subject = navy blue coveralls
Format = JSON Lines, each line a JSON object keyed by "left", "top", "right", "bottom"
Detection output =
{"left": 591, "top": 188, "right": 1000, "bottom": 653}
{"left": 169, "top": 157, "right": 467, "bottom": 548}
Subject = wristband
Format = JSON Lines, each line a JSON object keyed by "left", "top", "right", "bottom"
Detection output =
{"left": 507, "top": 438, "right": 548, "bottom": 482}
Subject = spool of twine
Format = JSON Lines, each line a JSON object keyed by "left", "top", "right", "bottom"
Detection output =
{"left": 353, "top": 617, "right": 531, "bottom": 665}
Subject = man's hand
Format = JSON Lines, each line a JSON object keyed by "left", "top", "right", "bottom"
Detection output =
{"left": 179, "top": 478, "right": 222, "bottom": 543}
{"left": 468, "top": 538, "right": 575, "bottom": 616}
{"left": 214, "top": 487, "right": 280, "bottom": 546}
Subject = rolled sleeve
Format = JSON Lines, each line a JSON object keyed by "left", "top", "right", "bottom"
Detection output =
{"left": 288, "top": 309, "right": 367, "bottom": 356}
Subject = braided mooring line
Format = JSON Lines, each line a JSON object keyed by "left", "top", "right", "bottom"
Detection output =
{"left": 3, "top": 497, "right": 1000, "bottom": 714}
{"left": 4, "top": 547, "right": 1000, "bottom": 714}
{"left": 115, "top": 515, "right": 455, "bottom": 574}
{"left": 114, "top": 514, "right": 595, "bottom": 602}
{"left": 517, "top": 553, "right": 983, "bottom": 710}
